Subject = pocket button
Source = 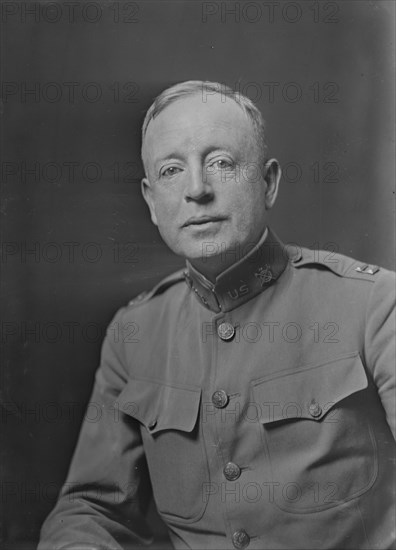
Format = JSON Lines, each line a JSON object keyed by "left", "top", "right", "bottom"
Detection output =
{"left": 232, "top": 529, "right": 250, "bottom": 549}
{"left": 224, "top": 462, "right": 241, "bottom": 481}
{"left": 212, "top": 389, "right": 229, "bottom": 408}
{"left": 308, "top": 401, "right": 322, "bottom": 418}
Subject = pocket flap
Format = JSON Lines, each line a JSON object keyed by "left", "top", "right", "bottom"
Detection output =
{"left": 251, "top": 352, "right": 368, "bottom": 424}
{"left": 116, "top": 377, "right": 202, "bottom": 434}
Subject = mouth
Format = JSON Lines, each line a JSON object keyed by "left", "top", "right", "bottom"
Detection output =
{"left": 182, "top": 215, "right": 228, "bottom": 228}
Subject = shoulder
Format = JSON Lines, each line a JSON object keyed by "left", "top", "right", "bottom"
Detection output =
{"left": 107, "top": 269, "right": 186, "bottom": 332}
{"left": 125, "top": 268, "right": 186, "bottom": 309}
{"left": 287, "top": 244, "right": 395, "bottom": 285}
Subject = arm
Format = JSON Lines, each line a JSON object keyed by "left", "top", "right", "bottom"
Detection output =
{"left": 364, "top": 269, "right": 396, "bottom": 439}
{"left": 38, "top": 308, "right": 153, "bottom": 550}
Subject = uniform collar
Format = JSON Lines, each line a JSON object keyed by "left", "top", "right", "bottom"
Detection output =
{"left": 183, "top": 227, "right": 289, "bottom": 313}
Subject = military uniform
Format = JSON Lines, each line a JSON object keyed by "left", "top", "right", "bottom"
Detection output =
{"left": 39, "top": 229, "right": 396, "bottom": 550}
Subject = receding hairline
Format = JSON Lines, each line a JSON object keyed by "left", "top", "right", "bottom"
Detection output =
{"left": 141, "top": 80, "right": 268, "bottom": 170}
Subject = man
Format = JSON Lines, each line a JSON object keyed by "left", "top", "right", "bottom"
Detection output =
{"left": 39, "top": 81, "right": 395, "bottom": 550}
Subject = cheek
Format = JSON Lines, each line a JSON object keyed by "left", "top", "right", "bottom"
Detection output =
{"left": 244, "top": 163, "right": 265, "bottom": 183}
{"left": 155, "top": 209, "right": 174, "bottom": 234}
{"left": 150, "top": 197, "right": 181, "bottom": 239}
{"left": 151, "top": 192, "right": 176, "bottom": 218}
{"left": 230, "top": 183, "right": 267, "bottom": 229}
{"left": 227, "top": 179, "right": 266, "bottom": 211}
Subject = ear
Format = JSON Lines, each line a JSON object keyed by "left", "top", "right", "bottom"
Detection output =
{"left": 141, "top": 177, "right": 158, "bottom": 226}
{"left": 263, "top": 158, "right": 281, "bottom": 209}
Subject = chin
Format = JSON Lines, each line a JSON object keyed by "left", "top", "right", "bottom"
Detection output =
{"left": 162, "top": 232, "right": 237, "bottom": 262}
{"left": 178, "top": 242, "right": 220, "bottom": 263}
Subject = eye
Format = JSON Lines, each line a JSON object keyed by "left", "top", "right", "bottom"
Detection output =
{"left": 161, "top": 166, "right": 182, "bottom": 178}
{"left": 210, "top": 159, "right": 234, "bottom": 170}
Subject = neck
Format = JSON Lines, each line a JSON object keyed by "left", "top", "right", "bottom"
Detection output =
{"left": 184, "top": 227, "right": 289, "bottom": 313}
{"left": 188, "top": 227, "right": 269, "bottom": 283}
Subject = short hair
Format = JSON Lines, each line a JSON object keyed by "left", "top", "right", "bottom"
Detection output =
{"left": 141, "top": 80, "right": 267, "bottom": 168}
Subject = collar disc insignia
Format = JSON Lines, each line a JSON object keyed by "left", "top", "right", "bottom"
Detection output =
{"left": 254, "top": 265, "right": 273, "bottom": 286}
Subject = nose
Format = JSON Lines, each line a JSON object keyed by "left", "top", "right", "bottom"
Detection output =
{"left": 184, "top": 164, "right": 214, "bottom": 203}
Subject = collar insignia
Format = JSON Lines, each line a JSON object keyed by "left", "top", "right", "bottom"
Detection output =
{"left": 254, "top": 265, "right": 273, "bottom": 286}
{"left": 185, "top": 229, "right": 288, "bottom": 312}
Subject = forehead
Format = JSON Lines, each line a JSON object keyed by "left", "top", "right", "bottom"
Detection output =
{"left": 143, "top": 94, "right": 255, "bottom": 161}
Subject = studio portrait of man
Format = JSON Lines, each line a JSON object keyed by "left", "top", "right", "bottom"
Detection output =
{"left": 1, "top": 2, "right": 395, "bottom": 550}
{"left": 35, "top": 78, "right": 395, "bottom": 549}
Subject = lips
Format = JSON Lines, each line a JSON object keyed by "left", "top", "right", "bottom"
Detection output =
{"left": 182, "top": 215, "right": 227, "bottom": 227}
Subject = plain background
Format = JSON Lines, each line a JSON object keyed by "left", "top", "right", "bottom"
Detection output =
{"left": 1, "top": 0, "right": 395, "bottom": 547}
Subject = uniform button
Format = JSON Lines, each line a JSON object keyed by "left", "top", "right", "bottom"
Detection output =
{"left": 232, "top": 529, "right": 250, "bottom": 549}
{"left": 217, "top": 322, "right": 235, "bottom": 341}
{"left": 223, "top": 462, "right": 241, "bottom": 481}
{"left": 308, "top": 401, "right": 322, "bottom": 418}
{"left": 212, "top": 389, "right": 229, "bottom": 408}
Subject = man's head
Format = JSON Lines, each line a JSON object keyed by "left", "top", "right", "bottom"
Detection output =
{"left": 141, "top": 80, "right": 281, "bottom": 278}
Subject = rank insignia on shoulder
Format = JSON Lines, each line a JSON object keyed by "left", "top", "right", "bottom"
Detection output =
{"left": 354, "top": 263, "right": 379, "bottom": 275}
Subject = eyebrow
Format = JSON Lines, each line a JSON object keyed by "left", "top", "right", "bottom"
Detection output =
{"left": 154, "top": 153, "right": 184, "bottom": 165}
{"left": 153, "top": 145, "right": 237, "bottom": 166}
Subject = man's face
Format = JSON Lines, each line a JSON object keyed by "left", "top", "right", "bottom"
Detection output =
{"left": 141, "top": 93, "right": 280, "bottom": 273}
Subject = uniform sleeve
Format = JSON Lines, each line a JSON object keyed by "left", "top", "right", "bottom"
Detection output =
{"left": 38, "top": 307, "right": 154, "bottom": 550}
{"left": 364, "top": 269, "right": 396, "bottom": 439}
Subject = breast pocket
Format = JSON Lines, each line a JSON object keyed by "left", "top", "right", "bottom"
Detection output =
{"left": 117, "top": 377, "right": 209, "bottom": 523}
{"left": 251, "top": 352, "right": 378, "bottom": 513}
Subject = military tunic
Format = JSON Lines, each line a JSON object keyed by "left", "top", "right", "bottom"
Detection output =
{"left": 39, "top": 229, "right": 396, "bottom": 550}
